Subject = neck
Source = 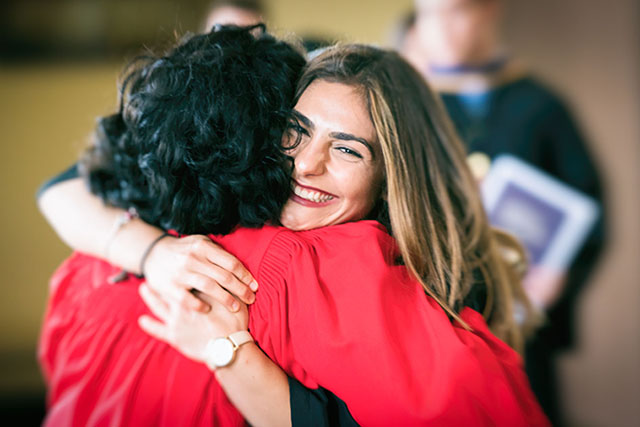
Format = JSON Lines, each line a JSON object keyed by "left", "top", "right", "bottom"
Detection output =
{"left": 428, "top": 55, "right": 508, "bottom": 75}
{"left": 423, "top": 56, "right": 526, "bottom": 95}
{"left": 428, "top": 42, "right": 506, "bottom": 73}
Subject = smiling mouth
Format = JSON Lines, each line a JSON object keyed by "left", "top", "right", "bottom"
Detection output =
{"left": 291, "top": 181, "right": 335, "bottom": 204}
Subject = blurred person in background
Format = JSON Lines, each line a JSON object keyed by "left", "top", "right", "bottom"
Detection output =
{"left": 411, "top": 0, "right": 607, "bottom": 425}
{"left": 390, "top": 11, "right": 428, "bottom": 75}
{"left": 202, "top": 0, "right": 332, "bottom": 55}
{"left": 203, "top": 0, "right": 264, "bottom": 31}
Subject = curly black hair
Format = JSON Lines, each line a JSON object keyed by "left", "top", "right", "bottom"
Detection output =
{"left": 80, "top": 25, "right": 305, "bottom": 235}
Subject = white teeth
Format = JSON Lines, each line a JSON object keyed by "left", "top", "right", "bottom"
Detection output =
{"left": 293, "top": 184, "right": 334, "bottom": 203}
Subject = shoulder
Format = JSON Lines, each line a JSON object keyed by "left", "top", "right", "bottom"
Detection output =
{"left": 208, "top": 221, "right": 396, "bottom": 288}
{"left": 253, "top": 220, "right": 399, "bottom": 291}
{"left": 500, "top": 75, "right": 572, "bottom": 117}
{"left": 296, "top": 220, "right": 391, "bottom": 244}
{"left": 209, "top": 225, "right": 289, "bottom": 275}
{"left": 274, "top": 220, "right": 396, "bottom": 263}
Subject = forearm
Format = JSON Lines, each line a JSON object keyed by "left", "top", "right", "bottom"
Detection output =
{"left": 38, "top": 178, "right": 164, "bottom": 274}
{"left": 215, "top": 343, "right": 291, "bottom": 427}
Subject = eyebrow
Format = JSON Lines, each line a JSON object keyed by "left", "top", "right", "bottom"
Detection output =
{"left": 292, "top": 110, "right": 314, "bottom": 130}
{"left": 292, "top": 109, "right": 375, "bottom": 158}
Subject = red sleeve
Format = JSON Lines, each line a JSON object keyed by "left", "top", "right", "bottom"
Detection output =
{"left": 248, "top": 221, "right": 548, "bottom": 427}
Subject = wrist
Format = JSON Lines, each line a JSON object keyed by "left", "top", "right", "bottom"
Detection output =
{"left": 105, "top": 218, "right": 167, "bottom": 274}
{"left": 103, "top": 208, "right": 139, "bottom": 260}
{"left": 214, "top": 341, "right": 260, "bottom": 382}
{"left": 138, "top": 232, "right": 172, "bottom": 277}
{"left": 204, "top": 331, "right": 253, "bottom": 371}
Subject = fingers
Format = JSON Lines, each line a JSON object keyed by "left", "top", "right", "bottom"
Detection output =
{"left": 138, "top": 315, "right": 168, "bottom": 342}
{"left": 192, "top": 289, "right": 245, "bottom": 315}
{"left": 144, "top": 234, "right": 257, "bottom": 314}
{"left": 146, "top": 277, "right": 210, "bottom": 313}
{"left": 189, "top": 278, "right": 241, "bottom": 312}
{"left": 200, "top": 241, "right": 258, "bottom": 291}
{"left": 139, "top": 284, "right": 171, "bottom": 321}
{"left": 188, "top": 263, "right": 256, "bottom": 306}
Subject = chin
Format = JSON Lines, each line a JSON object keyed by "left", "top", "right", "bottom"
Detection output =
{"left": 280, "top": 220, "right": 321, "bottom": 232}
{"left": 279, "top": 213, "right": 331, "bottom": 231}
{"left": 279, "top": 215, "right": 306, "bottom": 231}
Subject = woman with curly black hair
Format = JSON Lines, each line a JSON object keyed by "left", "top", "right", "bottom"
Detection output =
{"left": 83, "top": 25, "right": 301, "bottom": 235}
{"left": 39, "top": 28, "right": 547, "bottom": 427}
{"left": 38, "top": 24, "right": 306, "bottom": 312}
{"left": 39, "top": 25, "right": 322, "bottom": 426}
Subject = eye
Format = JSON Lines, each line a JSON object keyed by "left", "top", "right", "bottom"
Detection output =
{"left": 286, "top": 120, "right": 308, "bottom": 136}
{"left": 283, "top": 121, "right": 308, "bottom": 150}
{"left": 335, "top": 146, "right": 363, "bottom": 159}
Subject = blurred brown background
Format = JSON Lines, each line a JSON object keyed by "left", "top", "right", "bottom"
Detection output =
{"left": 1, "top": 0, "right": 638, "bottom": 425}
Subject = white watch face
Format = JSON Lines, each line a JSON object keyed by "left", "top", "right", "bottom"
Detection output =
{"left": 211, "top": 337, "right": 235, "bottom": 367}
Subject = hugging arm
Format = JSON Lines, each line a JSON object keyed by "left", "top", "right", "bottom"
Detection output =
{"left": 38, "top": 169, "right": 256, "bottom": 312}
{"left": 38, "top": 176, "right": 164, "bottom": 277}
{"left": 137, "top": 283, "right": 292, "bottom": 427}
{"left": 136, "top": 281, "right": 359, "bottom": 427}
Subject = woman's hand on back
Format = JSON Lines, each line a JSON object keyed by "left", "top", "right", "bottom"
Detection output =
{"left": 143, "top": 234, "right": 258, "bottom": 313}
{"left": 138, "top": 283, "right": 248, "bottom": 364}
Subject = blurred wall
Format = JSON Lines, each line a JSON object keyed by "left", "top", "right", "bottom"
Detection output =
{"left": 0, "top": 63, "right": 122, "bottom": 393}
{"left": 503, "top": 1, "right": 640, "bottom": 425}
{"left": 1, "top": 0, "right": 638, "bottom": 425}
{"left": 267, "top": 0, "right": 413, "bottom": 43}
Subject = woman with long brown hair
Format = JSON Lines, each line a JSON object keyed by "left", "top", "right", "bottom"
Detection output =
{"left": 39, "top": 40, "right": 545, "bottom": 426}
{"left": 295, "top": 43, "right": 530, "bottom": 349}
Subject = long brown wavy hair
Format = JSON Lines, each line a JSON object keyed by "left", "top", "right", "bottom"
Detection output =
{"left": 296, "top": 44, "right": 537, "bottom": 351}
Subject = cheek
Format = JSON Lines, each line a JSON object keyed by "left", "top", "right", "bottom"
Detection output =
{"left": 341, "top": 168, "right": 383, "bottom": 212}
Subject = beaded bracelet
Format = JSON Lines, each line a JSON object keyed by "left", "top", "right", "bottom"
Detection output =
{"left": 104, "top": 207, "right": 139, "bottom": 259}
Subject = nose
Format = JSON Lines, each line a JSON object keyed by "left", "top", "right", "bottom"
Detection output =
{"left": 293, "top": 137, "right": 327, "bottom": 177}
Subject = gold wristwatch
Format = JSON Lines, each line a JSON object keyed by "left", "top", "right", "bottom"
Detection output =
{"left": 204, "top": 331, "right": 254, "bottom": 370}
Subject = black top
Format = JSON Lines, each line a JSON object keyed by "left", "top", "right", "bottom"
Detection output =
{"left": 289, "top": 377, "right": 358, "bottom": 427}
{"left": 36, "top": 163, "right": 80, "bottom": 199}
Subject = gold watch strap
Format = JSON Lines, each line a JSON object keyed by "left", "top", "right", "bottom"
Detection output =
{"left": 228, "top": 331, "right": 253, "bottom": 348}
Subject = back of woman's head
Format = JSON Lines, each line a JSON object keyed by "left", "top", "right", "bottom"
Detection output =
{"left": 298, "top": 44, "right": 535, "bottom": 351}
{"left": 81, "top": 25, "right": 305, "bottom": 235}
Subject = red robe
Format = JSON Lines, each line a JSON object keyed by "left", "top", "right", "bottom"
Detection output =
{"left": 39, "top": 221, "right": 549, "bottom": 426}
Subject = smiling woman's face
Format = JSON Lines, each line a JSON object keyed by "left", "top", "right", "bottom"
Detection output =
{"left": 279, "top": 80, "right": 385, "bottom": 231}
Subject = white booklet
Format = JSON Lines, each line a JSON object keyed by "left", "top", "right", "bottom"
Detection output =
{"left": 481, "top": 155, "right": 599, "bottom": 270}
